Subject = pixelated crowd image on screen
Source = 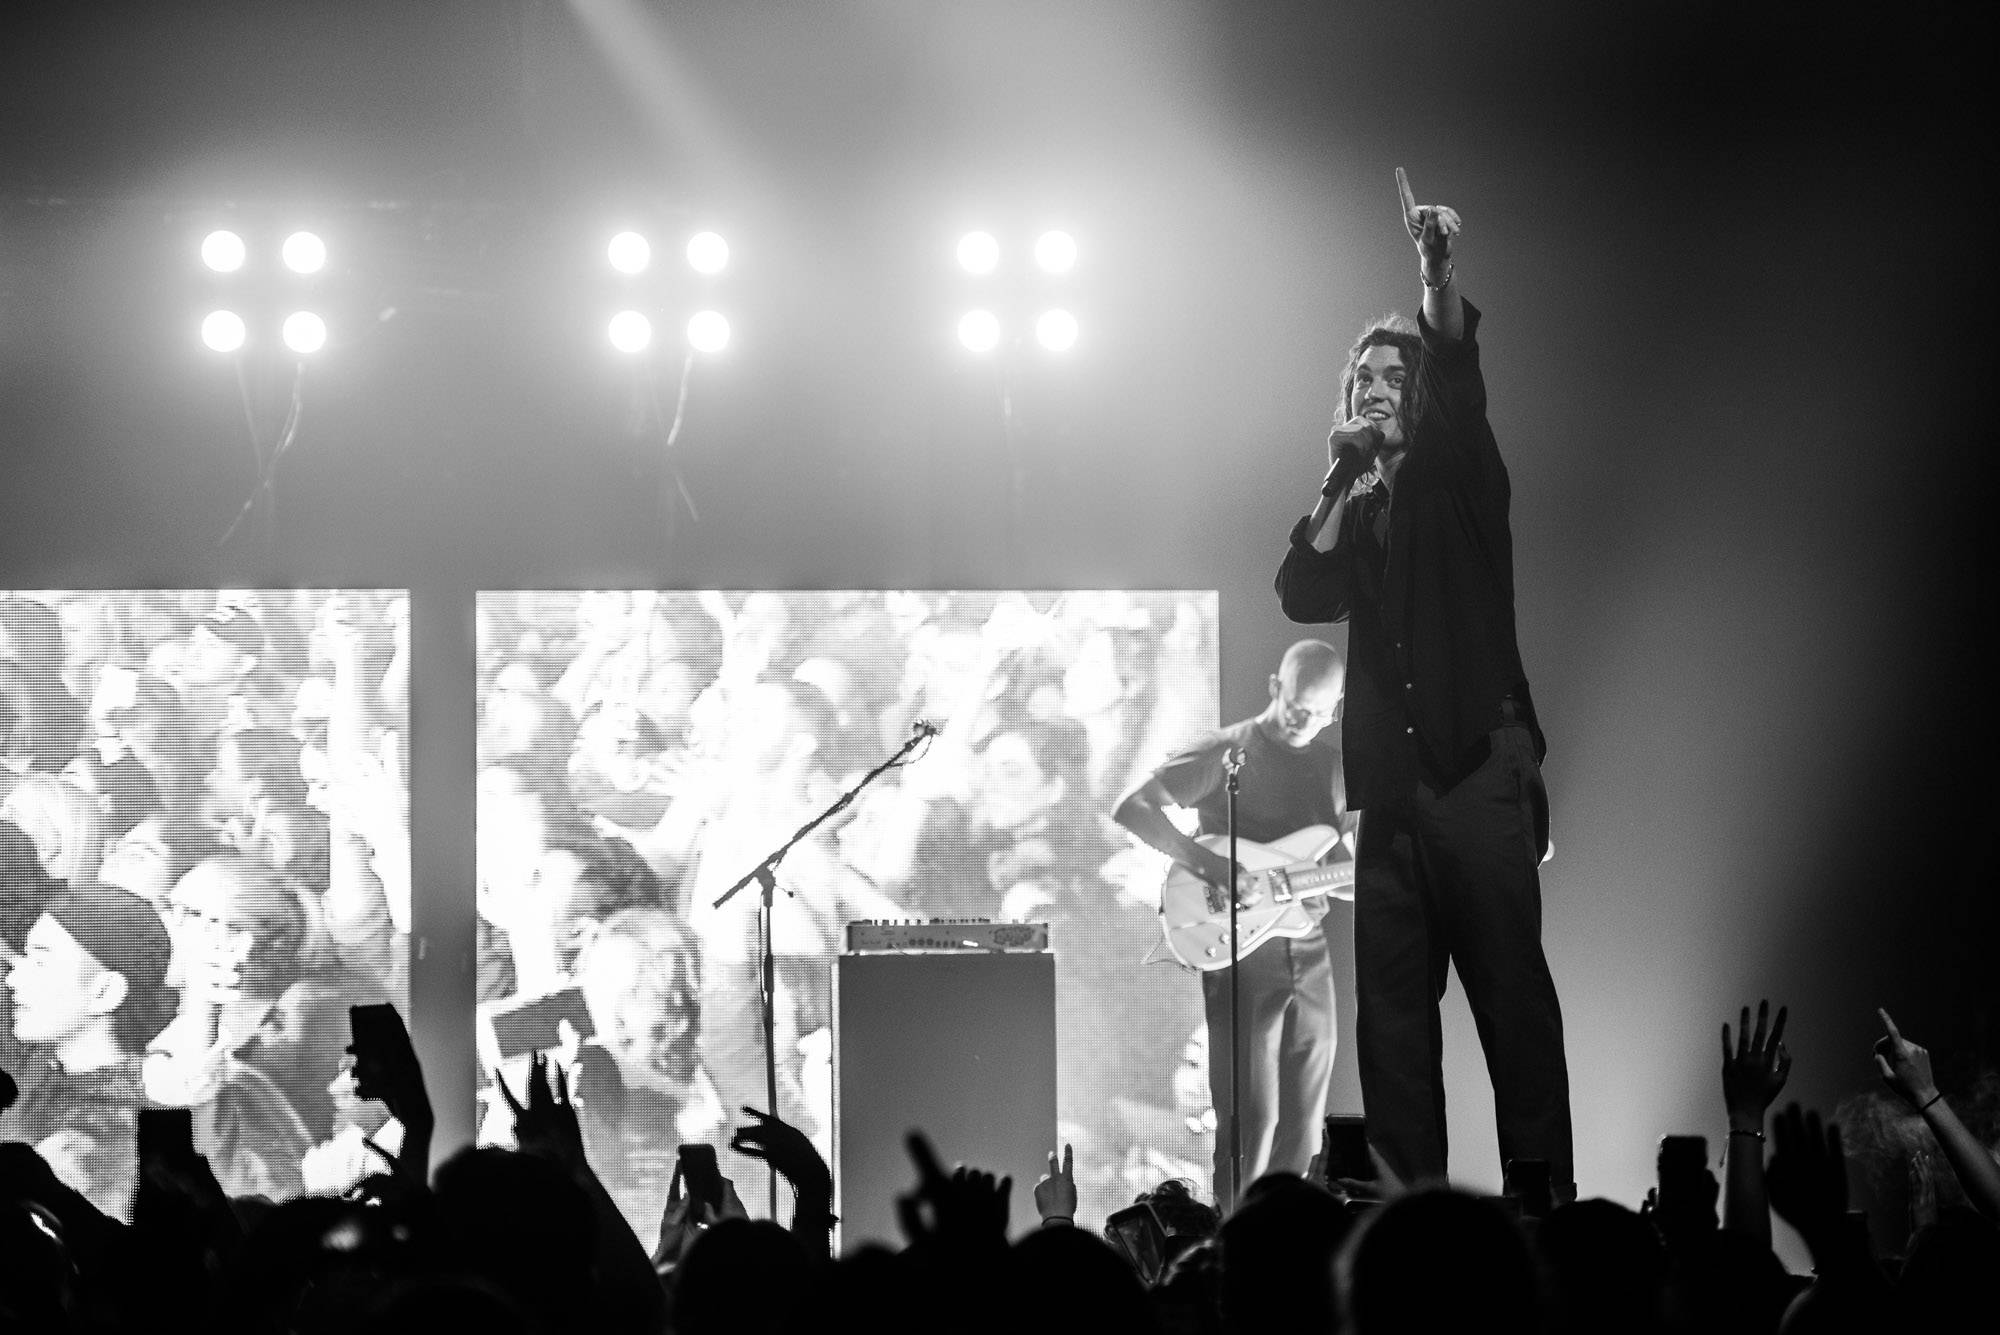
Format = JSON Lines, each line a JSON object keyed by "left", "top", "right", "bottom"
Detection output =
{"left": 473, "top": 590, "right": 1217, "bottom": 1242}
{"left": 1, "top": 590, "right": 409, "bottom": 1219}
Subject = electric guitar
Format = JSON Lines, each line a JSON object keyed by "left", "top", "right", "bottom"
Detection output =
{"left": 1156, "top": 825, "right": 1354, "bottom": 971}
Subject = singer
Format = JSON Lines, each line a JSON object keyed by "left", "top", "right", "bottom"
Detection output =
{"left": 1112, "top": 639, "right": 1354, "bottom": 1206}
{"left": 1274, "top": 168, "right": 1574, "bottom": 1200}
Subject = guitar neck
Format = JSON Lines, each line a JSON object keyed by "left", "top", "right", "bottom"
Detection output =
{"left": 1262, "top": 862, "right": 1353, "bottom": 900}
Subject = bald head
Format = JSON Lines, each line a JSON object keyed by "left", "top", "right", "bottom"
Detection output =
{"left": 1279, "top": 640, "right": 1343, "bottom": 692}
{"left": 1263, "top": 640, "right": 1345, "bottom": 748}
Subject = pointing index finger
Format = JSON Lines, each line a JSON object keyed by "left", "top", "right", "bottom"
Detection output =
{"left": 1878, "top": 1007, "right": 1903, "bottom": 1042}
{"left": 1395, "top": 167, "right": 1418, "bottom": 222}
{"left": 906, "top": 1130, "right": 948, "bottom": 1187}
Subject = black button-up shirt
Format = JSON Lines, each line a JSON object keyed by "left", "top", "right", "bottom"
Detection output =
{"left": 1275, "top": 299, "right": 1545, "bottom": 807}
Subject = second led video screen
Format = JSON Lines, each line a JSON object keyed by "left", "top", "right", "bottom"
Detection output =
{"left": 475, "top": 590, "right": 1218, "bottom": 1239}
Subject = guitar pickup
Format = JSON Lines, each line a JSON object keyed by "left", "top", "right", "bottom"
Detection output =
{"left": 1269, "top": 869, "right": 1295, "bottom": 902}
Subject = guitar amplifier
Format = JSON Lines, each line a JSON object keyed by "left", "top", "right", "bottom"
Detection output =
{"left": 844, "top": 918, "right": 1050, "bottom": 953}
{"left": 833, "top": 949, "right": 1056, "bottom": 1251}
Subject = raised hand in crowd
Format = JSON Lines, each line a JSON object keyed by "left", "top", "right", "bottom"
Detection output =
{"left": 1767, "top": 1102, "right": 1890, "bottom": 1327}
{"left": 319, "top": 596, "right": 408, "bottom": 976}
{"left": 653, "top": 1153, "right": 750, "bottom": 1273}
{"left": 1642, "top": 1138, "right": 1719, "bottom": 1260}
{"left": 496, "top": 1050, "right": 585, "bottom": 1175}
{"left": 347, "top": 1002, "right": 432, "bottom": 1187}
{"left": 731, "top": 1104, "right": 835, "bottom": 1255}
{"left": 896, "top": 1130, "right": 1012, "bottom": 1249}
{"left": 1874, "top": 1007, "right": 2000, "bottom": 1223}
{"left": 1033, "top": 1142, "right": 1077, "bottom": 1227}
{"left": 130, "top": 1112, "right": 241, "bottom": 1330}
{"left": 1719, "top": 999, "right": 1791, "bottom": 1247}
{"left": 1766, "top": 1104, "right": 1852, "bottom": 1259}
{"left": 498, "top": 1050, "right": 667, "bottom": 1333}
{"left": 1309, "top": 1119, "right": 1405, "bottom": 1205}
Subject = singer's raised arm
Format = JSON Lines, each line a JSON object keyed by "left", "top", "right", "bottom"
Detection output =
{"left": 1399, "top": 167, "right": 1463, "bottom": 342}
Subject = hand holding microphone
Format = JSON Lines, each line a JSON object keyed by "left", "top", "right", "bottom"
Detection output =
{"left": 1327, "top": 416, "right": 1385, "bottom": 483}
{"left": 1301, "top": 416, "right": 1385, "bottom": 544}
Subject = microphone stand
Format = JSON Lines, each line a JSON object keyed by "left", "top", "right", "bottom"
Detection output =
{"left": 1223, "top": 746, "right": 1244, "bottom": 1213}
{"left": 712, "top": 722, "right": 936, "bottom": 1215}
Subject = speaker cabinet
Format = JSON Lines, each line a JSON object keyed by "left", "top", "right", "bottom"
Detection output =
{"left": 833, "top": 951, "right": 1057, "bottom": 1249}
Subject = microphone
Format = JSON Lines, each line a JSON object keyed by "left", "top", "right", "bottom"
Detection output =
{"left": 1300, "top": 424, "right": 1384, "bottom": 545}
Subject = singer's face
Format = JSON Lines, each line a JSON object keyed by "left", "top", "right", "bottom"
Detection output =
{"left": 1349, "top": 346, "right": 1408, "bottom": 449}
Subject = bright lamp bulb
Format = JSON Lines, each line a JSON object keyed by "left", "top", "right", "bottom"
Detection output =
{"left": 956, "top": 231, "right": 999, "bottom": 276}
{"left": 608, "top": 231, "right": 651, "bottom": 275}
{"left": 282, "top": 311, "right": 327, "bottom": 354}
{"left": 686, "top": 310, "right": 731, "bottom": 354}
{"left": 282, "top": 231, "right": 327, "bottom": 275}
{"left": 201, "top": 310, "right": 246, "bottom": 352}
{"left": 685, "top": 231, "right": 729, "bottom": 275}
{"left": 1035, "top": 309, "right": 1079, "bottom": 352}
{"left": 1033, "top": 230, "right": 1078, "bottom": 274}
{"left": 957, "top": 309, "right": 1001, "bottom": 353}
{"left": 200, "top": 230, "right": 246, "bottom": 273}
{"left": 608, "top": 310, "right": 653, "bottom": 354}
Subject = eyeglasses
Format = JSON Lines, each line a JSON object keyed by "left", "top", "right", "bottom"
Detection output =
{"left": 1275, "top": 691, "right": 1339, "bottom": 730}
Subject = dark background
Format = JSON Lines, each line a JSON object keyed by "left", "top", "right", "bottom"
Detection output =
{"left": 3, "top": 0, "right": 1993, "bottom": 1243}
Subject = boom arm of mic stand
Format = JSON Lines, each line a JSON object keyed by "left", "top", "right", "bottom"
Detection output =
{"left": 712, "top": 726, "right": 933, "bottom": 910}
{"left": 707, "top": 724, "right": 931, "bottom": 1220}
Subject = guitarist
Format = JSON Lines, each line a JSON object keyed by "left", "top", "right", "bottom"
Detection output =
{"left": 1113, "top": 638, "right": 1354, "bottom": 1206}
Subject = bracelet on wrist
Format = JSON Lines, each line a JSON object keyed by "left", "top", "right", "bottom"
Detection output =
{"left": 1042, "top": 1214, "right": 1074, "bottom": 1226}
{"left": 1728, "top": 1127, "right": 1765, "bottom": 1141}
{"left": 1918, "top": 1091, "right": 1945, "bottom": 1112}
{"left": 1420, "top": 261, "right": 1454, "bottom": 290}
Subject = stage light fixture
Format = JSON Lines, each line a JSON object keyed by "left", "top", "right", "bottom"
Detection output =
{"left": 957, "top": 231, "right": 999, "bottom": 276}
{"left": 686, "top": 309, "right": 731, "bottom": 354}
{"left": 282, "top": 311, "right": 327, "bottom": 354}
{"left": 200, "top": 230, "right": 246, "bottom": 273}
{"left": 608, "top": 231, "right": 652, "bottom": 275}
{"left": 201, "top": 310, "right": 246, "bottom": 352}
{"left": 608, "top": 310, "right": 653, "bottom": 354}
{"left": 686, "top": 231, "right": 729, "bottom": 275}
{"left": 1034, "top": 230, "right": 1078, "bottom": 275}
{"left": 282, "top": 231, "right": 327, "bottom": 275}
{"left": 1035, "top": 309, "right": 1079, "bottom": 352}
{"left": 957, "top": 309, "right": 1001, "bottom": 353}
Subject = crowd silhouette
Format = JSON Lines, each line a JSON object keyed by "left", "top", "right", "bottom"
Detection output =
{"left": 3, "top": 995, "right": 1994, "bottom": 1332}
{"left": 4, "top": 590, "right": 1995, "bottom": 1330}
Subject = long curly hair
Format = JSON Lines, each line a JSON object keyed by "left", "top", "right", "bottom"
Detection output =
{"left": 1338, "top": 315, "right": 1431, "bottom": 445}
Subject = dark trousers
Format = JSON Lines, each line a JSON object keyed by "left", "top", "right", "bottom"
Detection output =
{"left": 1353, "top": 723, "right": 1574, "bottom": 1195}
{"left": 1201, "top": 926, "right": 1336, "bottom": 1206}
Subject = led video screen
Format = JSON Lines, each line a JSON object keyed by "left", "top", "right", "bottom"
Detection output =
{"left": 0, "top": 590, "right": 410, "bottom": 1218}
{"left": 475, "top": 590, "right": 1217, "bottom": 1239}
